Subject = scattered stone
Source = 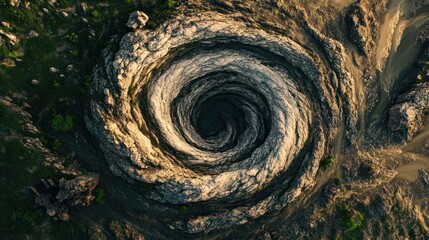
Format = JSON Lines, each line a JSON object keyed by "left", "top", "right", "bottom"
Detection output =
{"left": 46, "top": 208, "right": 56, "bottom": 217}
{"left": 89, "top": 29, "right": 96, "bottom": 38}
{"left": 109, "top": 220, "right": 146, "bottom": 240}
{"left": 9, "top": 0, "right": 20, "bottom": 7}
{"left": 31, "top": 79, "right": 40, "bottom": 85}
{"left": 80, "top": 2, "right": 88, "bottom": 12}
{"left": 126, "top": 11, "right": 149, "bottom": 29}
{"left": 0, "top": 29, "right": 18, "bottom": 45}
{"left": 49, "top": 67, "right": 60, "bottom": 73}
{"left": 1, "top": 22, "right": 11, "bottom": 29}
{"left": 0, "top": 58, "right": 16, "bottom": 67}
{"left": 29, "top": 30, "right": 39, "bottom": 38}
{"left": 89, "top": 224, "right": 107, "bottom": 240}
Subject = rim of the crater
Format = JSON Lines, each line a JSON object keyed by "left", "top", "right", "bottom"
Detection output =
{"left": 91, "top": 13, "right": 324, "bottom": 204}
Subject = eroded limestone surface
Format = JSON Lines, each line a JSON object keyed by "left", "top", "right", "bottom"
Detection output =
{"left": 83, "top": 0, "right": 429, "bottom": 238}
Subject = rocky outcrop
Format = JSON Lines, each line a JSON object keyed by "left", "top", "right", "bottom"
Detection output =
{"left": 126, "top": 11, "right": 149, "bottom": 29}
{"left": 32, "top": 173, "right": 99, "bottom": 221}
{"left": 85, "top": 8, "right": 358, "bottom": 233}
{"left": 345, "top": 0, "right": 388, "bottom": 57}
{"left": 388, "top": 83, "right": 429, "bottom": 142}
{"left": 420, "top": 168, "right": 429, "bottom": 186}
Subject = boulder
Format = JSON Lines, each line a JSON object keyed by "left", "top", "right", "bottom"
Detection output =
{"left": 32, "top": 173, "right": 99, "bottom": 221}
{"left": 388, "top": 83, "right": 429, "bottom": 142}
{"left": 126, "top": 11, "right": 149, "bottom": 29}
{"left": 56, "top": 173, "right": 99, "bottom": 206}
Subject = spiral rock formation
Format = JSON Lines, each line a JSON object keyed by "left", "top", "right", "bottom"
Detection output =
{"left": 85, "top": 11, "right": 358, "bottom": 233}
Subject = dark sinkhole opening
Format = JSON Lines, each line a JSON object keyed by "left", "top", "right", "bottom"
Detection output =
{"left": 193, "top": 97, "right": 245, "bottom": 140}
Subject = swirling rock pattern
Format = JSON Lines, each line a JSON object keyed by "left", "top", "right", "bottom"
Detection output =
{"left": 86, "top": 11, "right": 357, "bottom": 233}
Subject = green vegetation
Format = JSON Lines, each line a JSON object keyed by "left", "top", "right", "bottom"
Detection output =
{"left": 51, "top": 220, "right": 85, "bottom": 240}
{"left": 179, "top": 205, "right": 188, "bottom": 212}
{"left": 0, "top": 0, "right": 178, "bottom": 238}
{"left": 11, "top": 208, "right": 44, "bottom": 226}
{"left": 344, "top": 209, "right": 364, "bottom": 232}
{"left": 337, "top": 203, "right": 365, "bottom": 233}
{"left": 167, "top": 0, "right": 177, "bottom": 8}
{"left": 52, "top": 139, "right": 64, "bottom": 151}
{"left": 0, "top": 138, "right": 57, "bottom": 238}
{"left": 51, "top": 113, "right": 74, "bottom": 133}
{"left": 321, "top": 155, "right": 335, "bottom": 169}
{"left": 65, "top": 32, "right": 79, "bottom": 43}
{"left": 95, "top": 187, "right": 106, "bottom": 205}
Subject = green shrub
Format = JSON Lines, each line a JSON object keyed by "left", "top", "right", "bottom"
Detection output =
{"left": 166, "top": 0, "right": 177, "bottom": 8}
{"left": 52, "top": 139, "right": 63, "bottom": 151}
{"left": 65, "top": 32, "right": 79, "bottom": 43}
{"left": 344, "top": 209, "right": 364, "bottom": 232}
{"left": 51, "top": 113, "right": 74, "bottom": 133}
{"left": 11, "top": 209, "right": 43, "bottom": 226}
{"left": 95, "top": 188, "right": 105, "bottom": 205}
{"left": 321, "top": 155, "right": 335, "bottom": 169}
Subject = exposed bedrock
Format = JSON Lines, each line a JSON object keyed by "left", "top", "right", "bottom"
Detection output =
{"left": 84, "top": 11, "right": 358, "bottom": 233}
{"left": 32, "top": 173, "right": 100, "bottom": 221}
{"left": 388, "top": 82, "right": 429, "bottom": 142}
{"left": 345, "top": 0, "right": 388, "bottom": 56}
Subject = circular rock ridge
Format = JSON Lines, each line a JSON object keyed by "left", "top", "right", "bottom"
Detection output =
{"left": 86, "top": 12, "right": 357, "bottom": 232}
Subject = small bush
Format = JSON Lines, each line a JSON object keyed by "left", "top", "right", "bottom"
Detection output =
{"left": 166, "top": 0, "right": 177, "bottom": 8}
{"left": 65, "top": 32, "right": 79, "bottom": 43}
{"left": 344, "top": 209, "right": 364, "bottom": 232}
{"left": 95, "top": 188, "right": 105, "bottom": 205}
{"left": 52, "top": 139, "right": 63, "bottom": 151}
{"left": 321, "top": 155, "right": 335, "bottom": 169}
{"left": 11, "top": 209, "right": 43, "bottom": 226}
{"left": 179, "top": 205, "right": 187, "bottom": 212}
{"left": 51, "top": 113, "right": 74, "bottom": 133}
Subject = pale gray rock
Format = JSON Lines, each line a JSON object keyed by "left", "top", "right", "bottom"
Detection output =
{"left": 126, "top": 11, "right": 149, "bottom": 29}
{"left": 49, "top": 67, "right": 59, "bottom": 73}
{"left": 9, "top": 0, "right": 20, "bottom": 6}
{"left": 1, "top": 22, "right": 11, "bottom": 29}
{"left": 388, "top": 83, "right": 429, "bottom": 142}
{"left": 32, "top": 173, "right": 99, "bottom": 221}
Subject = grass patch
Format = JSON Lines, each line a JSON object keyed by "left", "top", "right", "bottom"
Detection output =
{"left": 51, "top": 113, "right": 74, "bottom": 133}
{"left": 0, "top": 138, "right": 57, "bottom": 238}
{"left": 95, "top": 187, "right": 106, "bottom": 205}
{"left": 0, "top": 0, "right": 179, "bottom": 238}
{"left": 0, "top": 102, "right": 23, "bottom": 132}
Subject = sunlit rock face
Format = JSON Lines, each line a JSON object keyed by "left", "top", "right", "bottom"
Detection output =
{"left": 85, "top": 12, "right": 357, "bottom": 233}
{"left": 85, "top": 0, "right": 429, "bottom": 237}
